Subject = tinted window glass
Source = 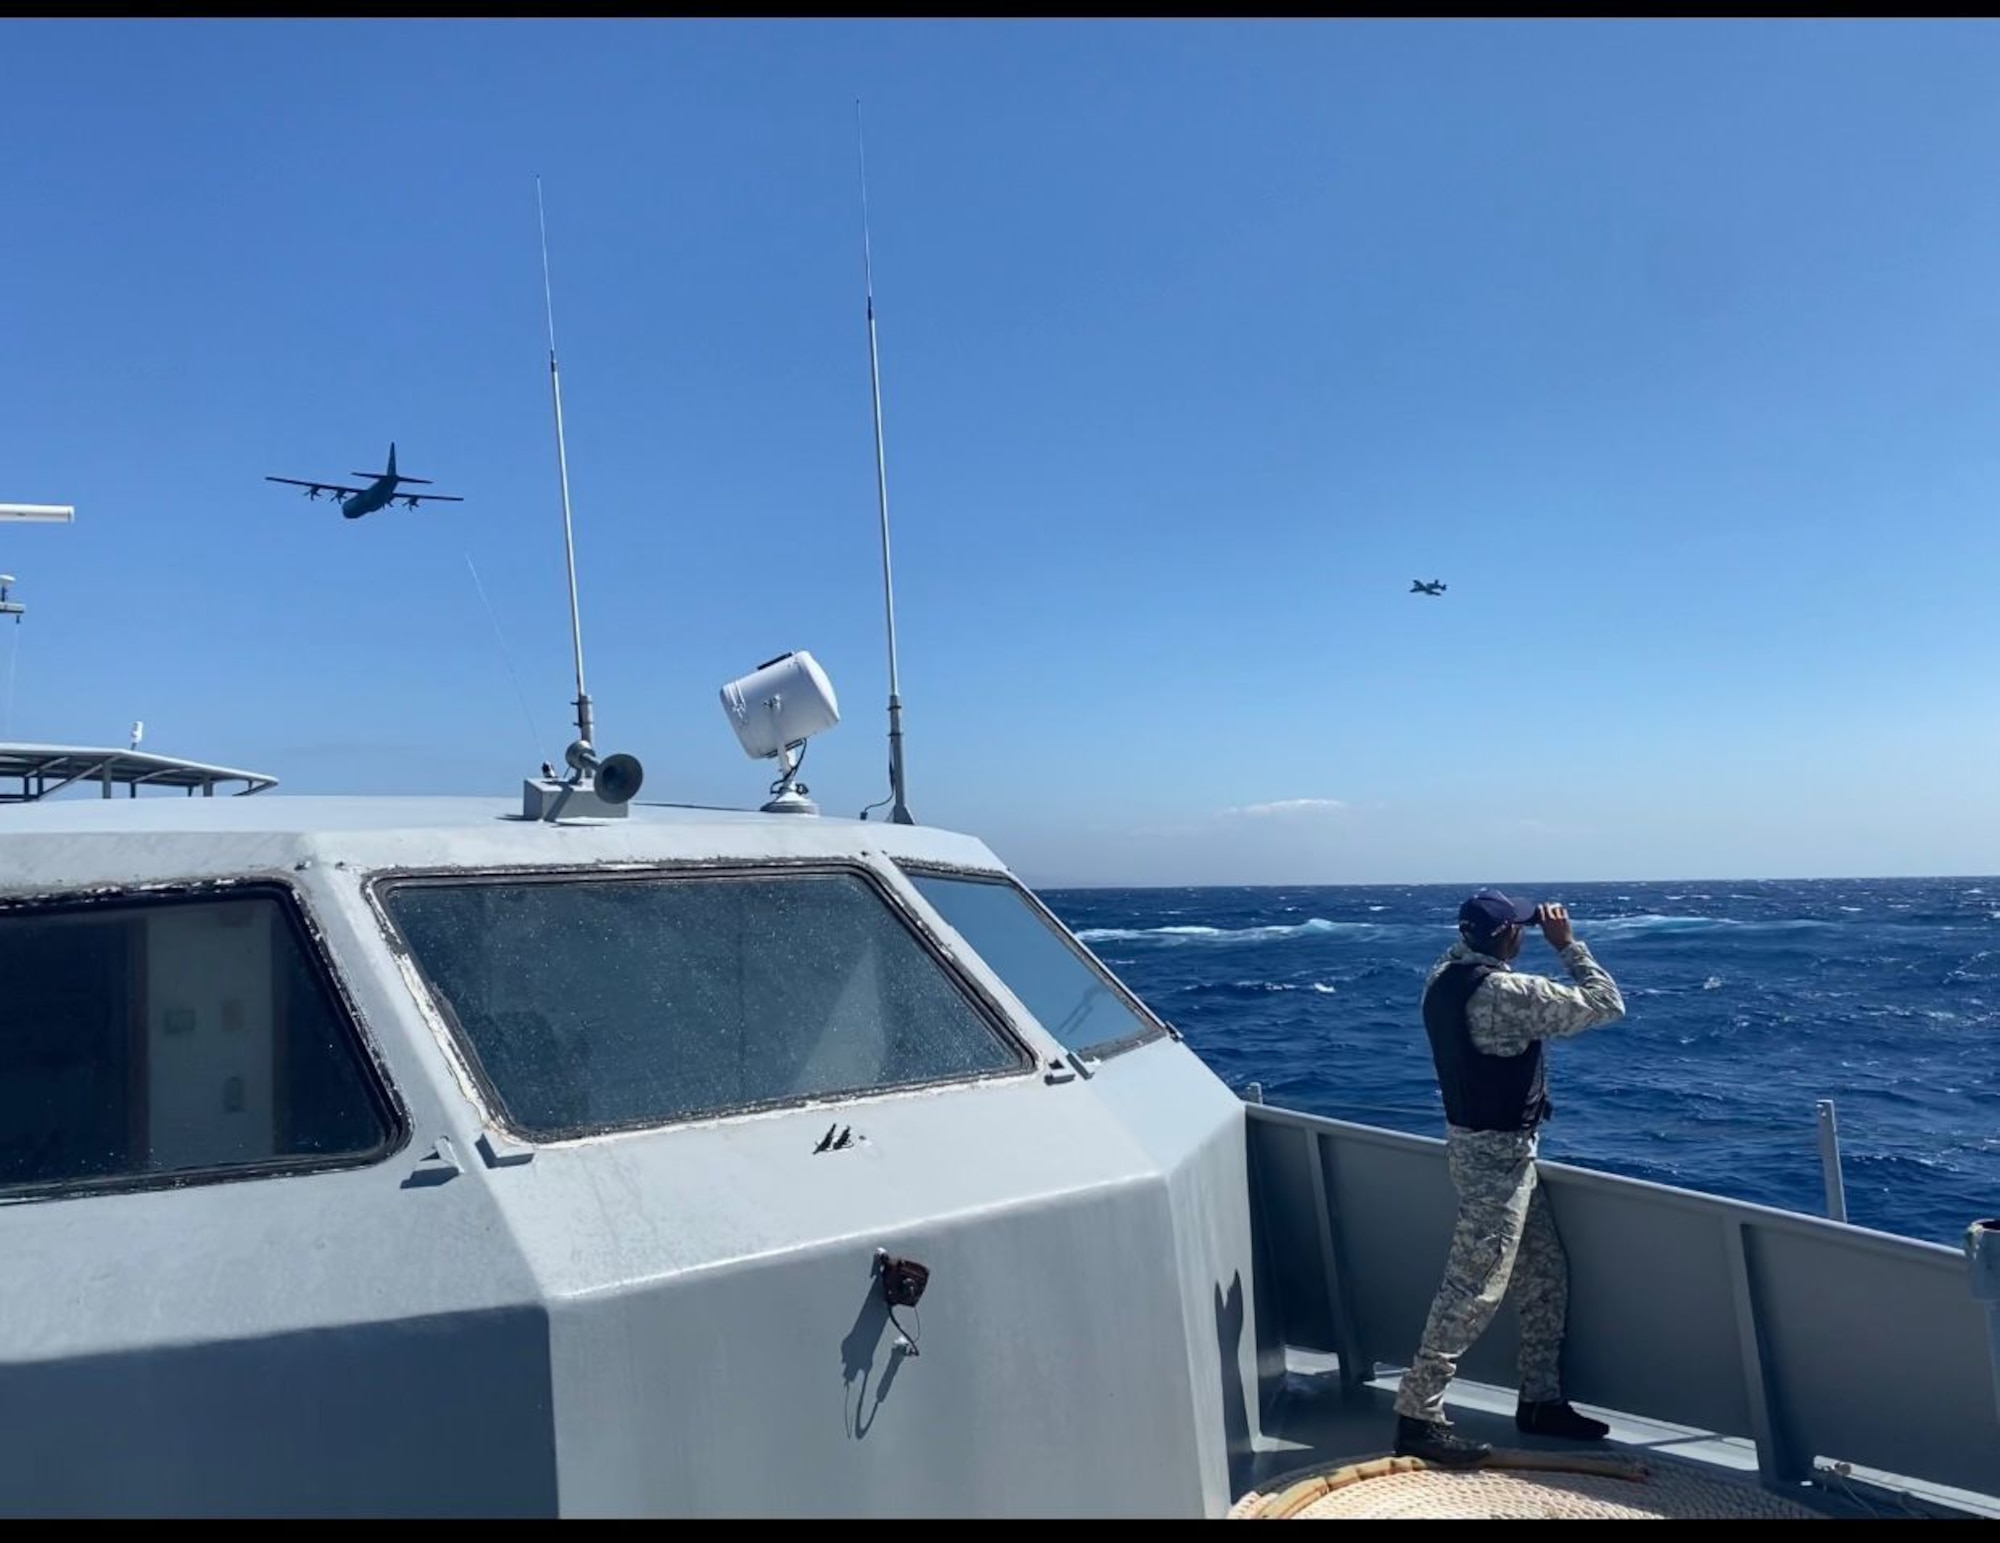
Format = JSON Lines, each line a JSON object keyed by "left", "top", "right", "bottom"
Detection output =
{"left": 0, "top": 889, "right": 397, "bottom": 1195}
{"left": 903, "top": 869, "right": 1163, "bottom": 1058}
{"left": 381, "top": 870, "right": 1025, "bottom": 1138}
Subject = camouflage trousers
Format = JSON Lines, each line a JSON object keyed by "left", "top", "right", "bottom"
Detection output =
{"left": 1392, "top": 1126, "right": 1569, "bottom": 1422}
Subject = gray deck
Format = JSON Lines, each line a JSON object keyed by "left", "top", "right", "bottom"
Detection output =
{"left": 1250, "top": 1351, "right": 1996, "bottom": 1519}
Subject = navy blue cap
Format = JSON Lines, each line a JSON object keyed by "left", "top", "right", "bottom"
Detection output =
{"left": 1459, "top": 891, "right": 1538, "bottom": 939}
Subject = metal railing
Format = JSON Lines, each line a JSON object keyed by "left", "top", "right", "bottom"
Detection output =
{"left": 1244, "top": 1099, "right": 2000, "bottom": 1502}
{"left": 1244, "top": 1083, "right": 1863, "bottom": 1229}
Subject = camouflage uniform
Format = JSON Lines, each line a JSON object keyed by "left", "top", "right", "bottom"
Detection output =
{"left": 1393, "top": 938, "right": 1625, "bottom": 1423}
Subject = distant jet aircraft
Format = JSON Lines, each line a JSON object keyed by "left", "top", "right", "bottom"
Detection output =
{"left": 1410, "top": 579, "right": 1447, "bottom": 596}
{"left": 266, "top": 442, "right": 464, "bottom": 519}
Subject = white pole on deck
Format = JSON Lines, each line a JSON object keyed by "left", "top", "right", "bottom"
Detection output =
{"left": 855, "top": 101, "right": 913, "bottom": 826}
{"left": 1816, "top": 1098, "right": 1848, "bottom": 1224}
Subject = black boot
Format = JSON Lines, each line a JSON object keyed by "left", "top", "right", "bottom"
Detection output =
{"left": 1515, "top": 1399, "right": 1610, "bottom": 1441}
{"left": 1393, "top": 1414, "right": 1491, "bottom": 1468}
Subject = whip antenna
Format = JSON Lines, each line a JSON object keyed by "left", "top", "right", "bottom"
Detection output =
{"left": 520, "top": 179, "right": 646, "bottom": 822}
{"left": 538, "top": 176, "right": 593, "bottom": 754}
{"left": 856, "top": 101, "right": 914, "bottom": 825}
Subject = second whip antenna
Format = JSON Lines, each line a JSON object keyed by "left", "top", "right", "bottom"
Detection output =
{"left": 856, "top": 101, "right": 913, "bottom": 825}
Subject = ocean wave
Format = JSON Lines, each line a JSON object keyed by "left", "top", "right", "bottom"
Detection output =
{"left": 1577, "top": 913, "right": 1831, "bottom": 939}
{"left": 1075, "top": 917, "right": 1383, "bottom": 945}
{"left": 1080, "top": 910, "right": 1849, "bottom": 947}
{"left": 1945, "top": 950, "right": 2000, "bottom": 984}
{"left": 1846, "top": 1150, "right": 1966, "bottom": 1177}
{"left": 1175, "top": 978, "right": 1341, "bottom": 998}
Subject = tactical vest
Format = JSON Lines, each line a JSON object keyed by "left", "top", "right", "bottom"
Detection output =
{"left": 1421, "top": 960, "right": 1550, "bottom": 1133}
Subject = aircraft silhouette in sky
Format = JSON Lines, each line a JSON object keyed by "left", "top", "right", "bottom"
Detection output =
{"left": 266, "top": 443, "right": 464, "bottom": 519}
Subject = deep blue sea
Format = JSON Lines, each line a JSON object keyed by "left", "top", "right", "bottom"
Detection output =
{"left": 1040, "top": 878, "right": 1998, "bottom": 1249}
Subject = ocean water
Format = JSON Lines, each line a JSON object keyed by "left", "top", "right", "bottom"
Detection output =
{"left": 1040, "top": 878, "right": 1998, "bottom": 1249}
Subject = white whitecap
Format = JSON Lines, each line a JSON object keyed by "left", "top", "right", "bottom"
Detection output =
{"left": 1075, "top": 917, "right": 1373, "bottom": 946}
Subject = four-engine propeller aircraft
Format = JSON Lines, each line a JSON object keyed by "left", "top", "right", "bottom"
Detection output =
{"left": 266, "top": 443, "right": 464, "bottom": 519}
{"left": 1410, "top": 579, "right": 1447, "bottom": 596}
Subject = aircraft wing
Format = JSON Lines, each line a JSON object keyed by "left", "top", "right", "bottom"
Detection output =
{"left": 266, "top": 477, "right": 368, "bottom": 496}
{"left": 397, "top": 493, "right": 464, "bottom": 506}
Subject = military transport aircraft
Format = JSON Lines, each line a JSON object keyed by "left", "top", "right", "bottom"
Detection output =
{"left": 266, "top": 443, "right": 464, "bottom": 519}
{"left": 1410, "top": 579, "right": 1447, "bottom": 596}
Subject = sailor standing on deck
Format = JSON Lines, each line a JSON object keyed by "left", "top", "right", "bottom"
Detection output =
{"left": 1392, "top": 891, "right": 1627, "bottom": 1468}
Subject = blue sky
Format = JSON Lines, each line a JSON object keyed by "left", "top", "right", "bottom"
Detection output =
{"left": 7, "top": 19, "right": 2000, "bottom": 886}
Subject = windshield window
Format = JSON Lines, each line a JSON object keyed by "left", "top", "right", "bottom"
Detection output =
{"left": 901, "top": 868, "right": 1164, "bottom": 1059}
{"left": 0, "top": 887, "right": 398, "bottom": 1198}
{"left": 381, "top": 868, "right": 1027, "bottom": 1138}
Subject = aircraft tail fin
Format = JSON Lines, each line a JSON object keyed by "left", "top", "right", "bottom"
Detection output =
{"left": 355, "top": 442, "right": 430, "bottom": 484}
{"left": 384, "top": 442, "right": 434, "bottom": 485}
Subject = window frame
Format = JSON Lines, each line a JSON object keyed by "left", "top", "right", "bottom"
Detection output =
{"left": 894, "top": 860, "right": 1174, "bottom": 1062}
{"left": 0, "top": 878, "right": 410, "bottom": 1206}
{"left": 366, "top": 858, "right": 1040, "bottom": 1143}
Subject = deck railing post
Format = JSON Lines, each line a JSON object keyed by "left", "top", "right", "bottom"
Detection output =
{"left": 1815, "top": 1099, "right": 1847, "bottom": 1224}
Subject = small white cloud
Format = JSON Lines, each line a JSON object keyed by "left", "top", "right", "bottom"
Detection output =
{"left": 1220, "top": 798, "right": 1348, "bottom": 819}
{"left": 1515, "top": 817, "right": 1591, "bottom": 838}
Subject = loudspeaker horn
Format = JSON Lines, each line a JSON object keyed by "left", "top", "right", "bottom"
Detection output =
{"left": 596, "top": 752, "right": 645, "bottom": 806}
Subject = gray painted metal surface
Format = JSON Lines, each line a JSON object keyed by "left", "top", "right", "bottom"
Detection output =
{"left": 0, "top": 798, "right": 1259, "bottom": 1517}
{"left": 1246, "top": 1102, "right": 2000, "bottom": 1502}
{"left": 1973, "top": 1220, "right": 2000, "bottom": 1434}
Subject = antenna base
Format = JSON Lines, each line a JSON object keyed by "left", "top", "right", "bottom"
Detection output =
{"left": 521, "top": 777, "right": 631, "bottom": 822}
{"left": 523, "top": 737, "right": 643, "bottom": 821}
{"left": 760, "top": 787, "right": 819, "bottom": 817}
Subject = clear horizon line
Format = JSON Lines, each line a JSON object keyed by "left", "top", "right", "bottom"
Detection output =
{"left": 1025, "top": 872, "right": 2000, "bottom": 892}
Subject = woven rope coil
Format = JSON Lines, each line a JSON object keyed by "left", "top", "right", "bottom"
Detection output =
{"left": 1227, "top": 1450, "right": 1826, "bottom": 1520}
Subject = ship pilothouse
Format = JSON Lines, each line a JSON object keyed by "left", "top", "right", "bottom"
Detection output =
{"left": 0, "top": 656, "right": 1252, "bottom": 1516}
